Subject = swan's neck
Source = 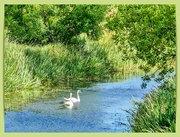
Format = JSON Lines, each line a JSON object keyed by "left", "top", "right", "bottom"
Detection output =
{"left": 77, "top": 92, "right": 80, "bottom": 101}
{"left": 70, "top": 93, "right": 72, "bottom": 101}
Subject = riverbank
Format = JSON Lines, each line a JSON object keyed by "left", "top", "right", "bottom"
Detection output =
{"left": 4, "top": 40, "right": 176, "bottom": 133}
{"left": 4, "top": 37, "right": 141, "bottom": 93}
{"left": 130, "top": 77, "right": 176, "bottom": 132}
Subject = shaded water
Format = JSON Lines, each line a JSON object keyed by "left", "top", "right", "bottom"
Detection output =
{"left": 4, "top": 76, "right": 159, "bottom": 132}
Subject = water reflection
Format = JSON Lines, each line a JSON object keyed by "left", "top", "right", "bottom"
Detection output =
{"left": 4, "top": 71, "right": 143, "bottom": 111}
{"left": 5, "top": 75, "right": 159, "bottom": 132}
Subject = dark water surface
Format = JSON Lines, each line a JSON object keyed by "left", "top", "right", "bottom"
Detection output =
{"left": 5, "top": 76, "right": 159, "bottom": 132}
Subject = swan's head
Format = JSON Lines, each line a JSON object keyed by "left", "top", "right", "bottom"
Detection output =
{"left": 77, "top": 90, "right": 82, "bottom": 93}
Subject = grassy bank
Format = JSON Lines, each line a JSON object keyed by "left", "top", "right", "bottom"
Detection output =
{"left": 130, "top": 77, "right": 176, "bottom": 132}
{"left": 4, "top": 35, "right": 141, "bottom": 93}
{"left": 4, "top": 42, "right": 41, "bottom": 93}
{"left": 4, "top": 35, "right": 176, "bottom": 133}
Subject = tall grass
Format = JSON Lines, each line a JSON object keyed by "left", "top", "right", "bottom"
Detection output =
{"left": 4, "top": 34, "right": 142, "bottom": 92}
{"left": 4, "top": 42, "right": 41, "bottom": 93}
{"left": 130, "top": 77, "right": 176, "bottom": 132}
{"left": 24, "top": 43, "right": 113, "bottom": 86}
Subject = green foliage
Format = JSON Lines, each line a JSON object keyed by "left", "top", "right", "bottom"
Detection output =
{"left": 5, "top": 5, "right": 47, "bottom": 44}
{"left": 130, "top": 77, "right": 176, "bottom": 132}
{"left": 4, "top": 5, "right": 176, "bottom": 133}
{"left": 56, "top": 5, "right": 107, "bottom": 44}
{"left": 4, "top": 34, "right": 142, "bottom": 92}
{"left": 5, "top": 4, "right": 107, "bottom": 45}
{"left": 23, "top": 41, "right": 114, "bottom": 87}
{"left": 4, "top": 42, "right": 41, "bottom": 92}
{"left": 106, "top": 5, "right": 176, "bottom": 83}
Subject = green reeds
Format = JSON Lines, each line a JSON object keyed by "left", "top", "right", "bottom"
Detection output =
{"left": 130, "top": 78, "right": 176, "bottom": 132}
{"left": 24, "top": 42, "right": 114, "bottom": 87}
{"left": 4, "top": 42, "right": 41, "bottom": 93}
{"left": 4, "top": 34, "right": 142, "bottom": 92}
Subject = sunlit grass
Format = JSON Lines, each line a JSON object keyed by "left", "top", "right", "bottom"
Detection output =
{"left": 4, "top": 33, "right": 142, "bottom": 93}
{"left": 130, "top": 77, "right": 176, "bottom": 132}
{"left": 4, "top": 42, "right": 41, "bottom": 93}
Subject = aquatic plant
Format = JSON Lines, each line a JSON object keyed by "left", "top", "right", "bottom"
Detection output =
{"left": 130, "top": 77, "right": 176, "bottom": 132}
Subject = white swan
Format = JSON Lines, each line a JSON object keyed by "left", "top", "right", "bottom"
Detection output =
{"left": 64, "top": 90, "right": 82, "bottom": 103}
{"left": 64, "top": 93, "right": 74, "bottom": 107}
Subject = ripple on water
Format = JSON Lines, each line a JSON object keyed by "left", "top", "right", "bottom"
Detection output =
{"left": 5, "top": 76, "right": 159, "bottom": 132}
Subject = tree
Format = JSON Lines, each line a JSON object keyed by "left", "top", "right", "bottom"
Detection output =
{"left": 5, "top": 5, "right": 47, "bottom": 44}
{"left": 106, "top": 5, "right": 176, "bottom": 86}
{"left": 5, "top": 4, "right": 107, "bottom": 45}
{"left": 56, "top": 5, "right": 107, "bottom": 44}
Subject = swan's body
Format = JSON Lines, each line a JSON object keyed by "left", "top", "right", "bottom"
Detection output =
{"left": 64, "top": 90, "right": 82, "bottom": 103}
{"left": 64, "top": 93, "right": 74, "bottom": 107}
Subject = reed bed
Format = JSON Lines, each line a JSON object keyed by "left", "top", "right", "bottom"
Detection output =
{"left": 130, "top": 77, "right": 176, "bottom": 132}
{"left": 4, "top": 36, "right": 141, "bottom": 93}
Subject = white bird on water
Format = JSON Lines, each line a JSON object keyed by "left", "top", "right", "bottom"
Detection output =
{"left": 64, "top": 93, "right": 74, "bottom": 107}
{"left": 64, "top": 90, "right": 82, "bottom": 103}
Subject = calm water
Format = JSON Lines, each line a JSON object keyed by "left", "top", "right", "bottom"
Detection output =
{"left": 4, "top": 76, "right": 159, "bottom": 132}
